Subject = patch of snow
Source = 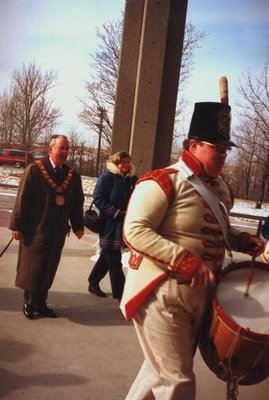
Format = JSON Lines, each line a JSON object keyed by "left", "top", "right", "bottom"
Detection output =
{"left": 231, "top": 200, "right": 269, "bottom": 217}
{"left": 0, "top": 166, "right": 97, "bottom": 195}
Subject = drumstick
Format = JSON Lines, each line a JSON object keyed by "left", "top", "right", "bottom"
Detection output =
{"left": 244, "top": 256, "right": 255, "bottom": 297}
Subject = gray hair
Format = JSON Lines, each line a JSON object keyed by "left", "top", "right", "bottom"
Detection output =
{"left": 49, "top": 134, "right": 68, "bottom": 147}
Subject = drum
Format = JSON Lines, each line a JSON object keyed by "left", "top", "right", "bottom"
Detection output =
{"left": 199, "top": 261, "right": 269, "bottom": 385}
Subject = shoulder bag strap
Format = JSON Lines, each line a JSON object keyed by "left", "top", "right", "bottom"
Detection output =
{"left": 89, "top": 199, "right": 94, "bottom": 210}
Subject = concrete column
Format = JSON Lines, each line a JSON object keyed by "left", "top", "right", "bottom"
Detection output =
{"left": 111, "top": 0, "right": 188, "bottom": 177}
{"left": 110, "top": 0, "right": 145, "bottom": 153}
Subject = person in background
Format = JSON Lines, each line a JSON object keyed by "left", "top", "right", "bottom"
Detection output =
{"left": 261, "top": 215, "right": 269, "bottom": 263}
{"left": 120, "top": 102, "right": 264, "bottom": 400}
{"left": 9, "top": 135, "right": 84, "bottom": 319}
{"left": 88, "top": 151, "right": 137, "bottom": 301}
{"left": 261, "top": 215, "right": 269, "bottom": 240}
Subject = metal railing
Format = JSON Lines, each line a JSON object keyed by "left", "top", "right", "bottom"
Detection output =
{"left": 0, "top": 182, "right": 267, "bottom": 237}
{"left": 229, "top": 212, "right": 265, "bottom": 237}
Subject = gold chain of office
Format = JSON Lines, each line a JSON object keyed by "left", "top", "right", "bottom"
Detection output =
{"left": 34, "top": 160, "right": 74, "bottom": 206}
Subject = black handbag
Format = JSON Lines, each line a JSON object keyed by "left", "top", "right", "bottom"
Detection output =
{"left": 84, "top": 200, "right": 106, "bottom": 234}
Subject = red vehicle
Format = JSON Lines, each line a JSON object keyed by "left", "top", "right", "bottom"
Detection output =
{"left": 0, "top": 149, "right": 33, "bottom": 168}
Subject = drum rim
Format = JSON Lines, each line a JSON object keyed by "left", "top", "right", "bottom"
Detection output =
{"left": 213, "top": 261, "right": 269, "bottom": 340}
{"left": 218, "top": 260, "right": 269, "bottom": 279}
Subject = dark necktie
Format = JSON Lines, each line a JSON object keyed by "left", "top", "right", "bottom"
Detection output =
{"left": 54, "top": 167, "right": 61, "bottom": 182}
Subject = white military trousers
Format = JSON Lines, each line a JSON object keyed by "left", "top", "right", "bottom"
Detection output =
{"left": 125, "top": 278, "right": 211, "bottom": 400}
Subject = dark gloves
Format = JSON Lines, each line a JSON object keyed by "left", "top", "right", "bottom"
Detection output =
{"left": 237, "top": 232, "right": 265, "bottom": 257}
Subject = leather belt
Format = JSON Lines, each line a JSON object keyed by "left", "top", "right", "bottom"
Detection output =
{"left": 168, "top": 271, "right": 191, "bottom": 285}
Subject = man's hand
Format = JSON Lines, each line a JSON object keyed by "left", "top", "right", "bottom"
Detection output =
{"left": 237, "top": 233, "right": 264, "bottom": 257}
{"left": 190, "top": 263, "right": 215, "bottom": 288}
{"left": 74, "top": 230, "right": 84, "bottom": 239}
{"left": 247, "top": 236, "right": 265, "bottom": 257}
{"left": 12, "top": 231, "right": 21, "bottom": 240}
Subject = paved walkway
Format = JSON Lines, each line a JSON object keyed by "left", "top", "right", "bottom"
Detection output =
{"left": 1, "top": 219, "right": 269, "bottom": 399}
{"left": 0, "top": 209, "right": 12, "bottom": 229}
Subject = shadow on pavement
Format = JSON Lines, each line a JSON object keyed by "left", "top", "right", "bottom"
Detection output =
{"left": 0, "top": 287, "right": 129, "bottom": 327}
{"left": 0, "top": 367, "right": 88, "bottom": 398}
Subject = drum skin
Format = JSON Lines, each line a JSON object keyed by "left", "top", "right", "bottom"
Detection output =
{"left": 199, "top": 261, "right": 269, "bottom": 385}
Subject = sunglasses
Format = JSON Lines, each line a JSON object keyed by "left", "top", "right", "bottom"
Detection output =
{"left": 50, "top": 134, "right": 68, "bottom": 140}
{"left": 201, "top": 141, "right": 232, "bottom": 154}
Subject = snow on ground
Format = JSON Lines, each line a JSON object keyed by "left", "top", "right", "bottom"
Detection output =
{"left": 0, "top": 166, "right": 269, "bottom": 217}
{"left": 0, "top": 166, "right": 97, "bottom": 196}
{"left": 232, "top": 200, "right": 269, "bottom": 217}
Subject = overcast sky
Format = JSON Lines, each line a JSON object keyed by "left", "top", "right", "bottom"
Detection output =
{"left": 0, "top": 0, "right": 268, "bottom": 143}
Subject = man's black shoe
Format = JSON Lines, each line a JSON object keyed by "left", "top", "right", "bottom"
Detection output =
{"left": 88, "top": 283, "right": 107, "bottom": 297}
{"left": 23, "top": 303, "right": 35, "bottom": 319}
{"left": 35, "top": 305, "right": 57, "bottom": 318}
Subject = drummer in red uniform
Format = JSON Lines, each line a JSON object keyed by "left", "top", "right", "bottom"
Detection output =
{"left": 120, "top": 98, "right": 264, "bottom": 400}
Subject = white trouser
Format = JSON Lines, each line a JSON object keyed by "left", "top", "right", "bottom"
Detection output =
{"left": 126, "top": 278, "right": 211, "bottom": 400}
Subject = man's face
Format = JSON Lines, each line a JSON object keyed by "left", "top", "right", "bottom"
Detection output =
{"left": 189, "top": 140, "right": 229, "bottom": 177}
{"left": 49, "top": 137, "right": 69, "bottom": 166}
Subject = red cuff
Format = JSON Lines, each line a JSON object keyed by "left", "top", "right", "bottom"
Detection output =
{"left": 169, "top": 250, "right": 201, "bottom": 278}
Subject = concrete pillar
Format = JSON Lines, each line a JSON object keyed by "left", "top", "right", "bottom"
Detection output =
{"left": 111, "top": 0, "right": 188, "bottom": 176}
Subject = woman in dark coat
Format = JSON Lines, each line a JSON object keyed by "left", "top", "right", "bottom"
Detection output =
{"left": 88, "top": 151, "right": 137, "bottom": 300}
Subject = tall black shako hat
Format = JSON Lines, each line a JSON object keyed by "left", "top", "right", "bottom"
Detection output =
{"left": 188, "top": 77, "right": 237, "bottom": 147}
{"left": 188, "top": 102, "right": 237, "bottom": 147}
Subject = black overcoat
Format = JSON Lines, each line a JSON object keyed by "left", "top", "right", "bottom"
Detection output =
{"left": 9, "top": 157, "right": 84, "bottom": 292}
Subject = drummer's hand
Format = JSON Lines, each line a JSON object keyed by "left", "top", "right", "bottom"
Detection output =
{"left": 247, "top": 236, "right": 264, "bottom": 257}
{"left": 190, "top": 263, "right": 215, "bottom": 288}
{"left": 238, "top": 233, "right": 264, "bottom": 257}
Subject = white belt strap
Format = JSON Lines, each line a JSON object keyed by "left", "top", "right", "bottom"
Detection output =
{"left": 177, "top": 160, "right": 232, "bottom": 252}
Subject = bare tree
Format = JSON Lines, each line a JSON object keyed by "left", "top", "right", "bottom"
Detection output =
{"left": 79, "top": 18, "right": 206, "bottom": 148}
{"left": 67, "top": 127, "right": 102, "bottom": 175}
{"left": 234, "top": 60, "right": 269, "bottom": 205}
{"left": 68, "top": 127, "right": 82, "bottom": 167}
{"left": 0, "top": 89, "right": 17, "bottom": 148}
{"left": 1, "top": 63, "right": 62, "bottom": 152}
